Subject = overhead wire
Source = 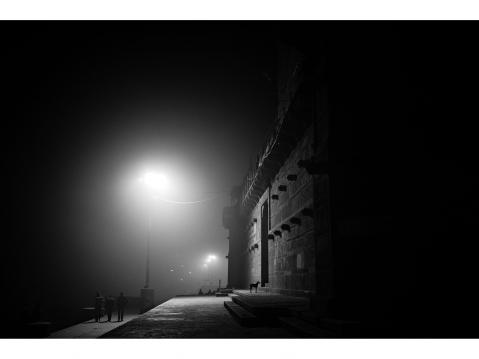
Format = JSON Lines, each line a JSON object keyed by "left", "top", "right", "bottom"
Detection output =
{"left": 153, "top": 190, "right": 229, "bottom": 205}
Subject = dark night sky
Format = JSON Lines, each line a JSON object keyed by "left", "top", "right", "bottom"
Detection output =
{"left": 3, "top": 22, "right": 280, "bottom": 329}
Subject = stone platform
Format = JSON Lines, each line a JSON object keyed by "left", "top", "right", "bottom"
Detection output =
{"left": 102, "top": 296, "right": 294, "bottom": 338}
{"left": 49, "top": 314, "right": 138, "bottom": 338}
{"left": 231, "top": 290, "right": 310, "bottom": 315}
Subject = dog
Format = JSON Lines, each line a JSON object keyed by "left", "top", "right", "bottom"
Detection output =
{"left": 249, "top": 281, "right": 260, "bottom": 293}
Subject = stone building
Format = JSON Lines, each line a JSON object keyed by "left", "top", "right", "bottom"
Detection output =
{"left": 223, "top": 24, "right": 479, "bottom": 337}
{"left": 223, "top": 43, "right": 333, "bottom": 317}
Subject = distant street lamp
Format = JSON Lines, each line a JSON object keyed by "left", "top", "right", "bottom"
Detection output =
{"left": 203, "top": 254, "right": 218, "bottom": 289}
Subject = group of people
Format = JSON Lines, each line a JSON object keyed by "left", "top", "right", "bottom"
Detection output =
{"left": 94, "top": 292, "right": 128, "bottom": 323}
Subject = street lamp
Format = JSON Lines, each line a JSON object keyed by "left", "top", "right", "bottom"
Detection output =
{"left": 138, "top": 171, "right": 169, "bottom": 198}
{"left": 137, "top": 170, "right": 169, "bottom": 312}
{"left": 203, "top": 254, "right": 218, "bottom": 290}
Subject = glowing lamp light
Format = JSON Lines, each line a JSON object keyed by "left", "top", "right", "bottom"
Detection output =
{"left": 205, "top": 254, "right": 218, "bottom": 264}
{"left": 138, "top": 170, "right": 169, "bottom": 195}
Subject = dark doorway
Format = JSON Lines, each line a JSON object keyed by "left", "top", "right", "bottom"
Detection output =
{"left": 261, "top": 200, "right": 269, "bottom": 286}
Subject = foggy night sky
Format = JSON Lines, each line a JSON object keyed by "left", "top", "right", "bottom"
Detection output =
{"left": 3, "top": 22, "right": 280, "bottom": 321}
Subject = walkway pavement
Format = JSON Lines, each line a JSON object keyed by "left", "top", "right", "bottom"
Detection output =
{"left": 102, "top": 296, "right": 295, "bottom": 338}
{"left": 49, "top": 314, "right": 138, "bottom": 338}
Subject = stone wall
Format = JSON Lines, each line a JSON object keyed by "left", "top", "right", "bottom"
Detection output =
{"left": 227, "top": 44, "right": 328, "bottom": 299}
{"left": 239, "top": 126, "right": 316, "bottom": 296}
{"left": 242, "top": 191, "right": 268, "bottom": 288}
{"left": 268, "top": 126, "right": 315, "bottom": 295}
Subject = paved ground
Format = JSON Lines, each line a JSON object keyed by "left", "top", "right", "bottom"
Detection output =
{"left": 49, "top": 314, "right": 139, "bottom": 338}
{"left": 102, "top": 296, "right": 295, "bottom": 338}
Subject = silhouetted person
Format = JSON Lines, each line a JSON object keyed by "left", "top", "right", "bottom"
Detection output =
{"left": 94, "top": 292, "right": 104, "bottom": 322}
{"left": 105, "top": 295, "right": 115, "bottom": 322}
{"left": 117, "top": 292, "right": 128, "bottom": 322}
{"left": 198, "top": 288, "right": 203, "bottom": 295}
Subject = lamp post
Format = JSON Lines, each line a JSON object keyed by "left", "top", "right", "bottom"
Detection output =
{"left": 138, "top": 170, "right": 169, "bottom": 313}
{"left": 204, "top": 254, "right": 217, "bottom": 292}
{"left": 145, "top": 211, "right": 151, "bottom": 289}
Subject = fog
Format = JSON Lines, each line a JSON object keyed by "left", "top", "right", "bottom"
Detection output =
{"left": 4, "top": 22, "right": 278, "bottom": 331}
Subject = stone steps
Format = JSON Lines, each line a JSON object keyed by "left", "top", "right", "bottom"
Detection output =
{"left": 224, "top": 301, "right": 259, "bottom": 327}
{"left": 231, "top": 295, "right": 297, "bottom": 327}
{"left": 226, "top": 290, "right": 360, "bottom": 337}
{"left": 226, "top": 289, "right": 315, "bottom": 333}
{"left": 231, "top": 291, "right": 309, "bottom": 316}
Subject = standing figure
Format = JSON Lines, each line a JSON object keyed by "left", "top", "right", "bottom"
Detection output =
{"left": 117, "top": 292, "right": 128, "bottom": 322}
{"left": 105, "top": 295, "right": 115, "bottom": 322}
{"left": 94, "top": 292, "right": 104, "bottom": 322}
